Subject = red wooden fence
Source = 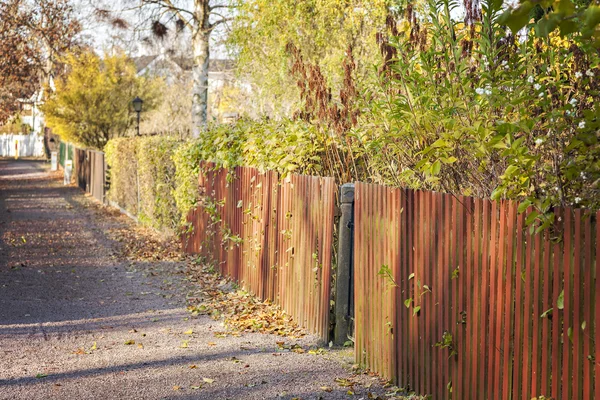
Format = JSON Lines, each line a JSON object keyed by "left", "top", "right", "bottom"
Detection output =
{"left": 183, "top": 162, "right": 336, "bottom": 340}
{"left": 354, "top": 183, "right": 599, "bottom": 399}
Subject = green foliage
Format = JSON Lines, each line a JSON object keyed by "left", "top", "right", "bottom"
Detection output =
{"left": 500, "top": 0, "right": 600, "bottom": 45}
{"left": 434, "top": 331, "right": 457, "bottom": 358}
{"left": 349, "top": 0, "right": 600, "bottom": 224}
{"left": 173, "top": 119, "right": 328, "bottom": 221}
{"left": 136, "top": 136, "right": 180, "bottom": 231}
{"left": 42, "top": 50, "right": 163, "bottom": 150}
{"left": 228, "top": 0, "right": 390, "bottom": 114}
{"left": 106, "top": 136, "right": 182, "bottom": 232}
{"left": 105, "top": 138, "right": 139, "bottom": 215}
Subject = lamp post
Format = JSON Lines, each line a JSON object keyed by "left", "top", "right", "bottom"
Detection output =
{"left": 132, "top": 96, "right": 144, "bottom": 136}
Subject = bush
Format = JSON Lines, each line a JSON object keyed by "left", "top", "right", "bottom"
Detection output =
{"left": 106, "top": 136, "right": 181, "bottom": 233}
{"left": 136, "top": 137, "right": 180, "bottom": 231}
{"left": 105, "top": 138, "right": 139, "bottom": 216}
{"left": 171, "top": 119, "right": 329, "bottom": 224}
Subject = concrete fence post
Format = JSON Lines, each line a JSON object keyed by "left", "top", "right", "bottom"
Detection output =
{"left": 334, "top": 183, "right": 355, "bottom": 345}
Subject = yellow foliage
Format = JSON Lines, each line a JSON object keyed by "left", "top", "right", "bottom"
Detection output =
{"left": 42, "top": 50, "right": 163, "bottom": 149}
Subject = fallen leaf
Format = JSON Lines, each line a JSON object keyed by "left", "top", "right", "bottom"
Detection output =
{"left": 35, "top": 373, "right": 48, "bottom": 379}
{"left": 90, "top": 342, "right": 97, "bottom": 351}
{"left": 184, "top": 329, "right": 194, "bottom": 335}
{"left": 172, "top": 386, "right": 181, "bottom": 391}
{"left": 124, "top": 340, "right": 135, "bottom": 345}
{"left": 137, "top": 343, "right": 144, "bottom": 349}
{"left": 202, "top": 378, "right": 215, "bottom": 384}
{"left": 320, "top": 386, "right": 333, "bottom": 392}
{"left": 180, "top": 340, "right": 189, "bottom": 348}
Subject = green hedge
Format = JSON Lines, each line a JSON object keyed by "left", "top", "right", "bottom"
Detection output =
{"left": 104, "top": 119, "right": 327, "bottom": 233}
{"left": 105, "top": 138, "right": 139, "bottom": 216}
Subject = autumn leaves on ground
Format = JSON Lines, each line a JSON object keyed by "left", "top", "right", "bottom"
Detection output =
{"left": 0, "top": 159, "right": 408, "bottom": 399}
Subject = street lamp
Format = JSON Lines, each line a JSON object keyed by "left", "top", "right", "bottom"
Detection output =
{"left": 132, "top": 96, "right": 144, "bottom": 136}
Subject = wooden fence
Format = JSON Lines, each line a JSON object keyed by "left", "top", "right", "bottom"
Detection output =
{"left": 353, "top": 183, "right": 599, "bottom": 399}
{"left": 74, "top": 148, "right": 106, "bottom": 203}
{"left": 183, "top": 162, "right": 336, "bottom": 340}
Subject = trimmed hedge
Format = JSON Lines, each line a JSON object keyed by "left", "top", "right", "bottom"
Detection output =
{"left": 105, "top": 119, "right": 327, "bottom": 233}
{"left": 106, "top": 136, "right": 180, "bottom": 233}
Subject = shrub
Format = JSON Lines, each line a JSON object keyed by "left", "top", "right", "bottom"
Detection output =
{"left": 136, "top": 136, "right": 180, "bottom": 232}
{"left": 105, "top": 138, "right": 139, "bottom": 216}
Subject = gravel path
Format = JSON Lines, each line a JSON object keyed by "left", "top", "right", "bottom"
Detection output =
{"left": 0, "top": 159, "right": 385, "bottom": 400}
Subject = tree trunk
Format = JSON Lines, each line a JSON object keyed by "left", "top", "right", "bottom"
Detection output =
{"left": 191, "top": 0, "right": 210, "bottom": 138}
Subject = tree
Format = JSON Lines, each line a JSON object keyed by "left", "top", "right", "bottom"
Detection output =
{"left": 124, "top": 0, "right": 235, "bottom": 137}
{"left": 0, "top": 0, "right": 80, "bottom": 124}
{"left": 500, "top": 0, "right": 600, "bottom": 44}
{"left": 227, "top": 0, "right": 390, "bottom": 117}
{"left": 42, "top": 50, "right": 162, "bottom": 149}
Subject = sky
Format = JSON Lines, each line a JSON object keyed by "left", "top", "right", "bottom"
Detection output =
{"left": 73, "top": 0, "right": 230, "bottom": 58}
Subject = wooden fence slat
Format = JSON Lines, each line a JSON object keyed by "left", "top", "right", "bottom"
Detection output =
{"left": 552, "top": 209, "right": 562, "bottom": 399}
{"left": 540, "top": 227, "right": 552, "bottom": 396}
{"left": 512, "top": 210, "right": 525, "bottom": 399}
{"left": 522, "top": 207, "right": 534, "bottom": 400}
{"left": 583, "top": 213, "right": 592, "bottom": 400}
{"left": 573, "top": 209, "right": 582, "bottom": 399}
{"left": 595, "top": 210, "right": 600, "bottom": 400}
{"left": 501, "top": 202, "right": 516, "bottom": 397}
{"left": 531, "top": 219, "right": 542, "bottom": 396}
{"left": 563, "top": 210, "right": 572, "bottom": 400}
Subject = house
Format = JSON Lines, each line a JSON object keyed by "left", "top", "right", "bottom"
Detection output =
{"left": 0, "top": 89, "right": 46, "bottom": 157}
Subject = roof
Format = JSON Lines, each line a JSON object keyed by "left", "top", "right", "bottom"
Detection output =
{"left": 132, "top": 55, "right": 234, "bottom": 73}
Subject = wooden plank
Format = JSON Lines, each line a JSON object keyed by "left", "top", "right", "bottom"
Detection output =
{"left": 424, "top": 191, "right": 432, "bottom": 396}
{"left": 480, "top": 200, "right": 490, "bottom": 398}
{"left": 492, "top": 201, "right": 506, "bottom": 397}
{"left": 407, "top": 189, "right": 415, "bottom": 389}
{"left": 521, "top": 207, "right": 534, "bottom": 400}
{"left": 531, "top": 219, "right": 542, "bottom": 396}
{"left": 472, "top": 199, "right": 482, "bottom": 398}
{"left": 354, "top": 183, "right": 362, "bottom": 367}
{"left": 540, "top": 227, "right": 552, "bottom": 396}
{"left": 457, "top": 197, "right": 465, "bottom": 399}
{"left": 572, "top": 209, "right": 582, "bottom": 399}
{"left": 487, "top": 201, "right": 499, "bottom": 398}
{"left": 595, "top": 210, "right": 600, "bottom": 400}
{"left": 442, "top": 193, "right": 450, "bottom": 397}
{"left": 551, "top": 209, "right": 562, "bottom": 399}
{"left": 449, "top": 195, "right": 457, "bottom": 397}
{"left": 435, "top": 193, "right": 443, "bottom": 400}
{"left": 465, "top": 197, "right": 474, "bottom": 399}
{"left": 582, "top": 212, "right": 592, "bottom": 400}
{"left": 502, "top": 202, "right": 516, "bottom": 398}
{"left": 399, "top": 189, "right": 408, "bottom": 387}
{"left": 563, "top": 209, "right": 572, "bottom": 400}
{"left": 512, "top": 209, "right": 525, "bottom": 399}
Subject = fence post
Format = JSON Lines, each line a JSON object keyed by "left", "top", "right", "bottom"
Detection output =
{"left": 334, "top": 183, "right": 355, "bottom": 345}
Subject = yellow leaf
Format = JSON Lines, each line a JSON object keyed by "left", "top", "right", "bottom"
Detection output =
{"left": 172, "top": 386, "right": 180, "bottom": 391}
{"left": 321, "top": 386, "right": 333, "bottom": 392}
{"left": 180, "top": 340, "right": 189, "bottom": 348}
{"left": 202, "top": 378, "right": 215, "bottom": 384}
{"left": 184, "top": 329, "right": 193, "bottom": 335}
{"left": 124, "top": 340, "right": 135, "bottom": 345}
{"left": 90, "top": 342, "right": 97, "bottom": 351}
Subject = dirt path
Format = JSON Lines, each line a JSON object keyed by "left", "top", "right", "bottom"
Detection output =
{"left": 0, "top": 159, "right": 386, "bottom": 400}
